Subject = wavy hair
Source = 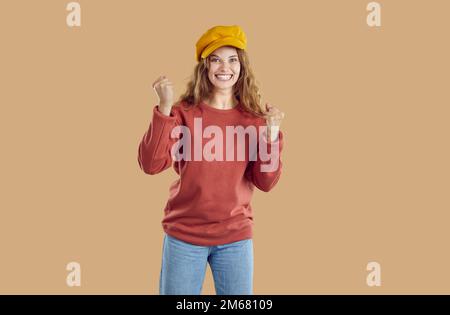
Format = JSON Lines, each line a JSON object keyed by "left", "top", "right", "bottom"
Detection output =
{"left": 177, "top": 47, "right": 265, "bottom": 118}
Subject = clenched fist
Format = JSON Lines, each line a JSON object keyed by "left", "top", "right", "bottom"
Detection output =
{"left": 263, "top": 103, "right": 285, "bottom": 142}
{"left": 152, "top": 75, "right": 174, "bottom": 116}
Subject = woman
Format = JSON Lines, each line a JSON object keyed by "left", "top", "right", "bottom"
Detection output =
{"left": 138, "top": 25, "right": 285, "bottom": 295}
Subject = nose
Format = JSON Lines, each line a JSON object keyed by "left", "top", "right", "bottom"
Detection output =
{"left": 219, "top": 64, "right": 232, "bottom": 74}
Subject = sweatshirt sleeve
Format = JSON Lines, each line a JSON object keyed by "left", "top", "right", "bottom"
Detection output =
{"left": 138, "top": 105, "right": 180, "bottom": 175}
{"left": 244, "top": 129, "right": 284, "bottom": 192}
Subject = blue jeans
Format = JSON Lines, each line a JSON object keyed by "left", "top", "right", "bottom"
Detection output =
{"left": 159, "top": 233, "right": 254, "bottom": 295}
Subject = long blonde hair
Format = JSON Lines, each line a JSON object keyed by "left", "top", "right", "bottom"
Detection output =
{"left": 177, "top": 47, "right": 265, "bottom": 118}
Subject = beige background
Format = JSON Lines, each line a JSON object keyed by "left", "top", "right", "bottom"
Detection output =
{"left": 0, "top": 0, "right": 449, "bottom": 294}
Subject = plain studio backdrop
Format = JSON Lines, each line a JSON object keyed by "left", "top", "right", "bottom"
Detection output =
{"left": 0, "top": 0, "right": 449, "bottom": 294}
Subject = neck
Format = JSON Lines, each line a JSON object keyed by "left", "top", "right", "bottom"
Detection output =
{"left": 205, "top": 92, "right": 238, "bottom": 110}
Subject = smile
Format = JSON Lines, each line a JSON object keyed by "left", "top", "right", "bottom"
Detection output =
{"left": 215, "top": 74, "right": 233, "bottom": 81}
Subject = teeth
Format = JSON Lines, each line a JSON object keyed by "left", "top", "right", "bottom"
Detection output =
{"left": 215, "top": 74, "right": 233, "bottom": 81}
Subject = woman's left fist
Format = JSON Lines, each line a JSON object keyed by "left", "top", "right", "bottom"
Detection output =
{"left": 264, "top": 103, "right": 285, "bottom": 142}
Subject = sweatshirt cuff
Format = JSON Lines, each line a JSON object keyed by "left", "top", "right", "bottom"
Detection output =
{"left": 148, "top": 105, "right": 179, "bottom": 141}
{"left": 260, "top": 129, "right": 284, "bottom": 152}
{"left": 153, "top": 105, "right": 177, "bottom": 121}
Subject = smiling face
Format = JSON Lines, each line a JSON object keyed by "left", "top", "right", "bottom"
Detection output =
{"left": 206, "top": 46, "right": 241, "bottom": 92}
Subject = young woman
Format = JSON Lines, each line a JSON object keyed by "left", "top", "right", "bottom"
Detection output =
{"left": 138, "top": 25, "right": 285, "bottom": 295}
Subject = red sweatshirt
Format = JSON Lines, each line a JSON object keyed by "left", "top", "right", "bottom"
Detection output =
{"left": 138, "top": 100, "right": 284, "bottom": 246}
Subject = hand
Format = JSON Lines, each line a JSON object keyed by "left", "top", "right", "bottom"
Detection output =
{"left": 152, "top": 75, "right": 174, "bottom": 112}
{"left": 263, "top": 103, "right": 285, "bottom": 142}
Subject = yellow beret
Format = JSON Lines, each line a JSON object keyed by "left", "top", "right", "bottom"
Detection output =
{"left": 195, "top": 25, "right": 247, "bottom": 62}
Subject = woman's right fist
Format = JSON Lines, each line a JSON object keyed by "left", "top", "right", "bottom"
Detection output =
{"left": 152, "top": 75, "right": 174, "bottom": 108}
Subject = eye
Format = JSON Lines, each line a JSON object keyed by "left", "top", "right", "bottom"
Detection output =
{"left": 230, "top": 58, "right": 238, "bottom": 62}
{"left": 211, "top": 58, "right": 220, "bottom": 62}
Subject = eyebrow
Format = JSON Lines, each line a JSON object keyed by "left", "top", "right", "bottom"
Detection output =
{"left": 209, "top": 54, "right": 238, "bottom": 58}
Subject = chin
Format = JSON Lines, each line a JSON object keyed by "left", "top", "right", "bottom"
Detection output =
{"left": 212, "top": 79, "right": 237, "bottom": 89}
{"left": 213, "top": 84, "right": 235, "bottom": 90}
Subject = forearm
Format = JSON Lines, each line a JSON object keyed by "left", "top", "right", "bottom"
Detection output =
{"left": 138, "top": 105, "right": 178, "bottom": 174}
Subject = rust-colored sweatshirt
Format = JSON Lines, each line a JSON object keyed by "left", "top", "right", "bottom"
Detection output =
{"left": 138, "top": 101, "right": 284, "bottom": 246}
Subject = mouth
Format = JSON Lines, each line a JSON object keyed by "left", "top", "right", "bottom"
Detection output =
{"left": 215, "top": 74, "right": 234, "bottom": 81}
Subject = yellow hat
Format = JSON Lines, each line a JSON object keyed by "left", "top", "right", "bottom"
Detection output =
{"left": 195, "top": 25, "right": 247, "bottom": 62}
